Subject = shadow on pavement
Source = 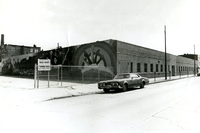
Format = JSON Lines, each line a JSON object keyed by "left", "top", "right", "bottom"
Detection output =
{"left": 101, "top": 86, "right": 145, "bottom": 94}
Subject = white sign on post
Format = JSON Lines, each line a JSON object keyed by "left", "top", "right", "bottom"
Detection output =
{"left": 38, "top": 59, "right": 51, "bottom": 71}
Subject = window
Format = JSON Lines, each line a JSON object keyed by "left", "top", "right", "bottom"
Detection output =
{"left": 115, "top": 74, "right": 130, "bottom": 79}
{"left": 150, "top": 64, "right": 153, "bottom": 72}
{"left": 144, "top": 63, "right": 147, "bottom": 72}
{"left": 161, "top": 65, "right": 163, "bottom": 72}
{"left": 131, "top": 74, "right": 139, "bottom": 78}
{"left": 156, "top": 64, "right": 159, "bottom": 72}
{"left": 30, "top": 48, "right": 33, "bottom": 53}
{"left": 35, "top": 49, "right": 39, "bottom": 53}
{"left": 137, "top": 63, "right": 141, "bottom": 72}
{"left": 130, "top": 62, "right": 133, "bottom": 73}
{"left": 10, "top": 47, "right": 15, "bottom": 51}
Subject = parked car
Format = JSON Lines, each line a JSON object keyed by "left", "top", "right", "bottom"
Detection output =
{"left": 197, "top": 73, "right": 200, "bottom": 76}
{"left": 98, "top": 73, "right": 149, "bottom": 93}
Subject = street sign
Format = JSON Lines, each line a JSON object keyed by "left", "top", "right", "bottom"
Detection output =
{"left": 38, "top": 59, "right": 51, "bottom": 71}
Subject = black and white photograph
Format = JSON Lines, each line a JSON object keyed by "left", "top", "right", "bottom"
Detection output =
{"left": 1, "top": 0, "right": 200, "bottom": 132}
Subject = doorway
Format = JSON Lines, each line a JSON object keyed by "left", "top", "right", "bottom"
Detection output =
{"left": 172, "top": 65, "right": 175, "bottom": 76}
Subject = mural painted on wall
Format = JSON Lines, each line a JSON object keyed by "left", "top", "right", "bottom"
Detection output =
{"left": 1, "top": 54, "right": 38, "bottom": 75}
{"left": 0, "top": 40, "right": 117, "bottom": 79}
{"left": 71, "top": 41, "right": 117, "bottom": 80}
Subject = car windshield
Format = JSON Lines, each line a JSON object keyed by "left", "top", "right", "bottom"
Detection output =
{"left": 114, "top": 74, "right": 130, "bottom": 79}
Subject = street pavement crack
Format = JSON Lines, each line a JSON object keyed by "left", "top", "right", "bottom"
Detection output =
{"left": 129, "top": 92, "right": 196, "bottom": 130}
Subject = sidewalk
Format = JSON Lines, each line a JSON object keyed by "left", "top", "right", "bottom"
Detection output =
{"left": 148, "top": 74, "right": 194, "bottom": 84}
{"left": 28, "top": 74, "right": 195, "bottom": 103}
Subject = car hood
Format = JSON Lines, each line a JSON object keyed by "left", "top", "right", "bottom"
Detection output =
{"left": 99, "top": 79, "right": 128, "bottom": 83}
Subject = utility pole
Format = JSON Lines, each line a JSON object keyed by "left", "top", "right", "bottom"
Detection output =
{"left": 194, "top": 45, "right": 196, "bottom": 76}
{"left": 164, "top": 25, "right": 167, "bottom": 80}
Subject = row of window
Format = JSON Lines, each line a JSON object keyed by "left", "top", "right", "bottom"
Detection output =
{"left": 130, "top": 63, "right": 195, "bottom": 73}
{"left": 177, "top": 66, "right": 195, "bottom": 72}
{"left": 8, "top": 47, "right": 39, "bottom": 53}
{"left": 30, "top": 48, "right": 39, "bottom": 53}
{"left": 134, "top": 63, "right": 163, "bottom": 73}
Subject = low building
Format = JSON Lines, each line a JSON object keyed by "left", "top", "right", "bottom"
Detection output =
{"left": 67, "top": 39, "right": 199, "bottom": 78}
{"left": 0, "top": 34, "right": 41, "bottom": 58}
{"left": 1, "top": 39, "right": 199, "bottom": 79}
{"left": 0, "top": 34, "right": 41, "bottom": 74}
{"left": 3, "top": 44, "right": 41, "bottom": 57}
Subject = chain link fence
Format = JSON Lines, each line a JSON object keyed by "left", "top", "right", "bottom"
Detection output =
{"left": 34, "top": 64, "right": 195, "bottom": 88}
{"left": 139, "top": 70, "right": 195, "bottom": 81}
{"left": 34, "top": 65, "right": 114, "bottom": 88}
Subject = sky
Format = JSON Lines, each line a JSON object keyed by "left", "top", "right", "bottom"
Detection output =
{"left": 1, "top": 0, "right": 200, "bottom": 55}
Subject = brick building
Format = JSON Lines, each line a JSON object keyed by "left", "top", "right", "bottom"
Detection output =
{"left": 0, "top": 34, "right": 41, "bottom": 58}
{"left": 4, "top": 44, "right": 40, "bottom": 57}
{"left": 68, "top": 39, "right": 199, "bottom": 78}
{"left": 0, "top": 38, "right": 199, "bottom": 78}
{"left": 0, "top": 34, "right": 41, "bottom": 74}
{"left": 116, "top": 40, "right": 199, "bottom": 77}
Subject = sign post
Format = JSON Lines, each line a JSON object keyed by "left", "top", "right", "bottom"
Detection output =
{"left": 37, "top": 59, "right": 51, "bottom": 88}
{"left": 34, "top": 64, "right": 37, "bottom": 88}
{"left": 38, "top": 59, "right": 51, "bottom": 71}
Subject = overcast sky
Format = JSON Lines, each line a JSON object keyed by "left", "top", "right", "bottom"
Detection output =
{"left": 1, "top": 0, "right": 200, "bottom": 55}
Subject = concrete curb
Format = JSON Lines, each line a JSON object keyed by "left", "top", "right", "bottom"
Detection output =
{"left": 149, "top": 76, "right": 195, "bottom": 84}
{"left": 44, "top": 91, "right": 103, "bottom": 102}
{"left": 44, "top": 76, "right": 196, "bottom": 101}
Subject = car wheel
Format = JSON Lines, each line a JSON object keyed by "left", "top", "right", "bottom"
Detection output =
{"left": 122, "top": 84, "right": 128, "bottom": 92}
{"left": 140, "top": 82, "right": 145, "bottom": 88}
{"left": 103, "top": 89, "right": 110, "bottom": 93}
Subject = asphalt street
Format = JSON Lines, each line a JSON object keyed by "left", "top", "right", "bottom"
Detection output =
{"left": 0, "top": 76, "right": 200, "bottom": 133}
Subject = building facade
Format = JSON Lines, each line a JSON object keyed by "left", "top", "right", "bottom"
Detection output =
{"left": 3, "top": 44, "right": 41, "bottom": 57}
{"left": 116, "top": 40, "right": 199, "bottom": 77}
{"left": 53, "top": 39, "right": 198, "bottom": 79}
{"left": 0, "top": 34, "right": 41, "bottom": 74}
{"left": 0, "top": 39, "right": 199, "bottom": 79}
{"left": 0, "top": 34, "right": 41, "bottom": 58}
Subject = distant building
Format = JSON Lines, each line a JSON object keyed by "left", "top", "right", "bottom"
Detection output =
{"left": 179, "top": 54, "right": 200, "bottom": 61}
{"left": 4, "top": 44, "right": 41, "bottom": 57}
{"left": 179, "top": 54, "right": 200, "bottom": 73}
{"left": 0, "top": 34, "right": 41, "bottom": 74}
{"left": 0, "top": 34, "right": 41, "bottom": 58}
